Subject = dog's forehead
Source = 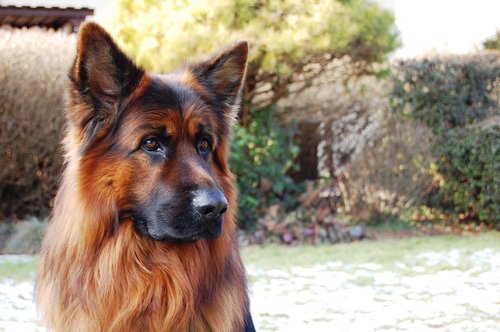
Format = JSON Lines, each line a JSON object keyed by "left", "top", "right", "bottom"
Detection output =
{"left": 117, "top": 73, "right": 218, "bottom": 140}
{"left": 137, "top": 73, "right": 199, "bottom": 111}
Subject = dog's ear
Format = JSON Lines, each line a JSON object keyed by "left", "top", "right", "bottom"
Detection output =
{"left": 191, "top": 41, "right": 248, "bottom": 118}
{"left": 68, "top": 22, "right": 144, "bottom": 134}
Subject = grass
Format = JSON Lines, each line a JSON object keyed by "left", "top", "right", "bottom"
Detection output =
{"left": 0, "top": 256, "right": 38, "bottom": 281}
{"left": 241, "top": 232, "right": 500, "bottom": 269}
{"left": 0, "top": 232, "right": 498, "bottom": 282}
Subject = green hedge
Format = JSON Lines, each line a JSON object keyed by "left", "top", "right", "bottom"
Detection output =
{"left": 391, "top": 53, "right": 499, "bottom": 135}
{"left": 391, "top": 53, "right": 500, "bottom": 226}
{"left": 230, "top": 107, "right": 300, "bottom": 230}
{"left": 436, "top": 124, "right": 499, "bottom": 226}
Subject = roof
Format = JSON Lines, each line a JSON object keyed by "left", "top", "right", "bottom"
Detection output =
{"left": 0, "top": 5, "right": 94, "bottom": 30}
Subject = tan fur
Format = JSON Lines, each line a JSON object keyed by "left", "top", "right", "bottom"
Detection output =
{"left": 37, "top": 126, "right": 248, "bottom": 332}
{"left": 36, "top": 22, "right": 250, "bottom": 332}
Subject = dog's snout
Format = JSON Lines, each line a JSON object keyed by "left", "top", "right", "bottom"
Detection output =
{"left": 193, "top": 189, "right": 228, "bottom": 220}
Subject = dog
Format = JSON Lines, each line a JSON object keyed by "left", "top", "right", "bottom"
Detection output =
{"left": 36, "top": 22, "right": 255, "bottom": 332}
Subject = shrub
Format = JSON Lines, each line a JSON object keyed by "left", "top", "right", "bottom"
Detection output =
{"left": 280, "top": 73, "right": 390, "bottom": 179}
{"left": 316, "top": 76, "right": 389, "bottom": 178}
{"left": 435, "top": 123, "right": 500, "bottom": 227}
{"left": 342, "top": 115, "right": 435, "bottom": 221}
{"left": 108, "top": 0, "right": 398, "bottom": 123}
{"left": 390, "top": 53, "right": 500, "bottom": 225}
{"left": 391, "top": 53, "right": 500, "bottom": 135}
{"left": 230, "top": 107, "right": 300, "bottom": 229}
{"left": 483, "top": 30, "right": 500, "bottom": 50}
{"left": 0, "top": 27, "right": 74, "bottom": 219}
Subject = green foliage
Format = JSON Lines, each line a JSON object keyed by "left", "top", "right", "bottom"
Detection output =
{"left": 107, "top": 0, "right": 398, "bottom": 110}
{"left": 109, "top": 0, "right": 397, "bottom": 71}
{"left": 435, "top": 125, "right": 500, "bottom": 227}
{"left": 390, "top": 54, "right": 500, "bottom": 135}
{"left": 390, "top": 54, "right": 500, "bottom": 226}
{"left": 230, "top": 107, "right": 300, "bottom": 229}
{"left": 483, "top": 30, "right": 500, "bottom": 50}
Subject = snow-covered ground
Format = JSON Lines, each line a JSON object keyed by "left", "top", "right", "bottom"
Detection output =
{"left": 247, "top": 248, "right": 500, "bottom": 332}
{"left": 1, "top": 248, "right": 499, "bottom": 332}
{"left": 0, "top": 255, "right": 42, "bottom": 332}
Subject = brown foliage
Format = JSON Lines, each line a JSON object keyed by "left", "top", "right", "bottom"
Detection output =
{"left": 281, "top": 73, "right": 389, "bottom": 176}
{"left": 0, "top": 27, "right": 75, "bottom": 219}
{"left": 341, "top": 116, "right": 435, "bottom": 219}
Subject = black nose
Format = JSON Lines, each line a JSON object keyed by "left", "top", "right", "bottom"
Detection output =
{"left": 193, "top": 188, "right": 228, "bottom": 220}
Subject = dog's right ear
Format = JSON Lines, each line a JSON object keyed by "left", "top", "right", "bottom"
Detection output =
{"left": 67, "top": 22, "right": 144, "bottom": 137}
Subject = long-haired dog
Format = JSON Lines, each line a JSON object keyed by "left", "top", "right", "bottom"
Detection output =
{"left": 36, "top": 22, "right": 255, "bottom": 331}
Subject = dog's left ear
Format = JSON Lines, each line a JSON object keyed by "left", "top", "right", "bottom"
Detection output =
{"left": 191, "top": 41, "right": 248, "bottom": 117}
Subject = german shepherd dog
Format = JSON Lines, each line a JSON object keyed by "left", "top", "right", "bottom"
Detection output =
{"left": 36, "top": 22, "right": 255, "bottom": 331}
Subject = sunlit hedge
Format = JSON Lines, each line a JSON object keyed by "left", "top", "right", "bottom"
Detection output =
{"left": 391, "top": 53, "right": 499, "bottom": 134}
{"left": 391, "top": 53, "right": 500, "bottom": 226}
{"left": 436, "top": 124, "right": 500, "bottom": 226}
{"left": 0, "top": 27, "right": 74, "bottom": 219}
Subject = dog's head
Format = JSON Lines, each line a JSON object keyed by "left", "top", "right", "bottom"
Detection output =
{"left": 67, "top": 22, "right": 247, "bottom": 242}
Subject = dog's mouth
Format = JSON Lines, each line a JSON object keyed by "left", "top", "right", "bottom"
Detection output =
{"left": 132, "top": 214, "right": 224, "bottom": 243}
{"left": 126, "top": 187, "right": 228, "bottom": 243}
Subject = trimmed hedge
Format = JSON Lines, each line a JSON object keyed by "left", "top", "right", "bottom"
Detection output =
{"left": 391, "top": 53, "right": 500, "bottom": 226}
{"left": 0, "top": 27, "right": 75, "bottom": 219}
{"left": 436, "top": 123, "right": 499, "bottom": 226}
{"left": 391, "top": 53, "right": 500, "bottom": 134}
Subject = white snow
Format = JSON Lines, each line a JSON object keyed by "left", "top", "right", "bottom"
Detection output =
{"left": 1, "top": 248, "right": 499, "bottom": 331}
{"left": 0, "top": 279, "right": 43, "bottom": 332}
{"left": 247, "top": 248, "right": 500, "bottom": 332}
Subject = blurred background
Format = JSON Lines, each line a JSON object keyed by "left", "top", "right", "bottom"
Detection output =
{"left": 0, "top": 0, "right": 499, "bottom": 331}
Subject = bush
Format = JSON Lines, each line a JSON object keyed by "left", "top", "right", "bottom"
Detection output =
{"left": 391, "top": 53, "right": 500, "bottom": 135}
{"left": 230, "top": 107, "right": 300, "bottom": 229}
{"left": 316, "top": 76, "right": 389, "bottom": 178}
{"left": 342, "top": 115, "right": 435, "bottom": 221}
{"left": 0, "top": 27, "right": 74, "bottom": 219}
{"left": 109, "top": 0, "right": 398, "bottom": 123}
{"left": 483, "top": 30, "right": 500, "bottom": 50}
{"left": 390, "top": 53, "right": 500, "bottom": 225}
{"left": 280, "top": 73, "right": 390, "bottom": 179}
{"left": 435, "top": 123, "right": 500, "bottom": 227}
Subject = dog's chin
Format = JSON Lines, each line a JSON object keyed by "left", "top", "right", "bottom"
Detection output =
{"left": 142, "top": 217, "right": 224, "bottom": 243}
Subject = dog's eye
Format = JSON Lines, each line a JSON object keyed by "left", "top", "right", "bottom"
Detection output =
{"left": 143, "top": 138, "right": 160, "bottom": 151}
{"left": 198, "top": 140, "right": 210, "bottom": 152}
{"left": 197, "top": 139, "right": 211, "bottom": 158}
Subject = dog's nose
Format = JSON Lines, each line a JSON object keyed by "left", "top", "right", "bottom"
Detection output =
{"left": 193, "top": 189, "right": 228, "bottom": 220}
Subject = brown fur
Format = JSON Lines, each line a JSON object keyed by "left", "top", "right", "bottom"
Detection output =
{"left": 36, "top": 22, "right": 251, "bottom": 331}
